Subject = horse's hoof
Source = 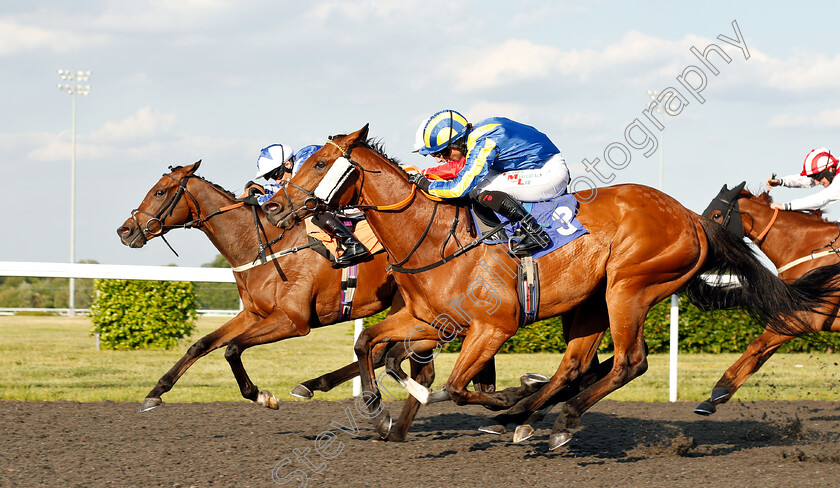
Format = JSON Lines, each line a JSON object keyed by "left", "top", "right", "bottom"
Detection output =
{"left": 520, "top": 373, "right": 550, "bottom": 391}
{"left": 694, "top": 401, "right": 716, "bottom": 416}
{"left": 548, "top": 431, "right": 572, "bottom": 450}
{"left": 478, "top": 424, "right": 507, "bottom": 435}
{"left": 256, "top": 390, "right": 279, "bottom": 410}
{"left": 386, "top": 430, "right": 407, "bottom": 442}
{"left": 513, "top": 424, "right": 535, "bottom": 443}
{"left": 290, "top": 384, "right": 313, "bottom": 399}
{"left": 140, "top": 397, "right": 162, "bottom": 412}
{"left": 374, "top": 410, "right": 392, "bottom": 439}
{"left": 710, "top": 387, "right": 730, "bottom": 403}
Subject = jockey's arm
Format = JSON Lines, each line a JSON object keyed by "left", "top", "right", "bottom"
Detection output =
{"left": 426, "top": 140, "right": 497, "bottom": 198}
{"left": 421, "top": 157, "right": 466, "bottom": 180}
{"left": 786, "top": 180, "right": 840, "bottom": 211}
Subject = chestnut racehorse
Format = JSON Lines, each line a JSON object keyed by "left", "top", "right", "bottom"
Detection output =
{"left": 695, "top": 182, "right": 840, "bottom": 414}
{"left": 262, "top": 126, "right": 840, "bottom": 449}
{"left": 117, "top": 161, "right": 439, "bottom": 441}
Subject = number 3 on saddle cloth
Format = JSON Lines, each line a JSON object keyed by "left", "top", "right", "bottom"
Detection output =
{"left": 306, "top": 216, "right": 385, "bottom": 320}
{"left": 471, "top": 193, "right": 588, "bottom": 326}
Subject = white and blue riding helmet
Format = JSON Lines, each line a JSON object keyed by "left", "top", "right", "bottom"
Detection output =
{"left": 255, "top": 143, "right": 295, "bottom": 179}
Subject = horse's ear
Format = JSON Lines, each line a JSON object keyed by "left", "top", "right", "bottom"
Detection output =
{"left": 733, "top": 181, "right": 746, "bottom": 193}
{"left": 185, "top": 160, "right": 201, "bottom": 174}
{"left": 346, "top": 124, "right": 369, "bottom": 144}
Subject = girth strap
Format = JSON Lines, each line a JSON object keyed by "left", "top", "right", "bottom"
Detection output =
{"left": 339, "top": 264, "right": 359, "bottom": 321}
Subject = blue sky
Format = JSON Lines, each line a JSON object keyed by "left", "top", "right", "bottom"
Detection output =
{"left": 2, "top": 1, "right": 839, "bottom": 267}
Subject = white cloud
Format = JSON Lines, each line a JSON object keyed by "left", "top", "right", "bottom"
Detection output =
{"left": 0, "top": 19, "right": 83, "bottom": 55}
{"left": 22, "top": 107, "right": 178, "bottom": 162}
{"left": 758, "top": 52, "right": 840, "bottom": 92}
{"left": 768, "top": 108, "right": 840, "bottom": 128}
{"left": 90, "top": 106, "right": 178, "bottom": 143}
{"left": 446, "top": 32, "right": 690, "bottom": 91}
{"left": 466, "top": 101, "right": 532, "bottom": 121}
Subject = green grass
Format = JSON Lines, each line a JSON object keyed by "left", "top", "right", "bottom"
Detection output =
{"left": 1, "top": 316, "right": 839, "bottom": 404}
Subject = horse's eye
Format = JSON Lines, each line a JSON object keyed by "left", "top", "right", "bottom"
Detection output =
{"left": 314, "top": 160, "right": 327, "bottom": 170}
{"left": 710, "top": 210, "right": 722, "bottom": 220}
{"left": 154, "top": 189, "right": 165, "bottom": 197}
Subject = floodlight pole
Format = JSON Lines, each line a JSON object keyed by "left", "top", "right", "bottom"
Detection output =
{"left": 57, "top": 69, "right": 92, "bottom": 317}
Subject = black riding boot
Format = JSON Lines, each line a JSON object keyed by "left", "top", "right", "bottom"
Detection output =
{"left": 311, "top": 213, "right": 371, "bottom": 267}
{"left": 473, "top": 190, "right": 551, "bottom": 255}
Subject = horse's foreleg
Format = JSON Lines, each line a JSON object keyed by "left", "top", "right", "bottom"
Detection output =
{"left": 142, "top": 311, "right": 258, "bottom": 412}
{"left": 355, "top": 312, "right": 439, "bottom": 439}
{"left": 694, "top": 329, "right": 792, "bottom": 415}
{"left": 224, "top": 310, "right": 308, "bottom": 408}
{"left": 439, "top": 324, "right": 517, "bottom": 409}
{"left": 388, "top": 356, "right": 436, "bottom": 442}
{"left": 292, "top": 342, "right": 394, "bottom": 399}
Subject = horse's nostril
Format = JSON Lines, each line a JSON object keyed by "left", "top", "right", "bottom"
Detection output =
{"left": 265, "top": 203, "right": 279, "bottom": 213}
{"left": 118, "top": 226, "right": 130, "bottom": 236}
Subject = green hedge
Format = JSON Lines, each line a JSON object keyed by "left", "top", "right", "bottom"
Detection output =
{"left": 90, "top": 279, "right": 198, "bottom": 350}
{"left": 364, "top": 298, "right": 840, "bottom": 354}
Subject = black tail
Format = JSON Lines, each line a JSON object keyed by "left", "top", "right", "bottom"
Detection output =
{"left": 683, "top": 217, "right": 840, "bottom": 335}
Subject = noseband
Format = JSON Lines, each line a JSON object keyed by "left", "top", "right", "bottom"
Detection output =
{"left": 273, "top": 140, "right": 379, "bottom": 225}
{"left": 129, "top": 170, "right": 204, "bottom": 255}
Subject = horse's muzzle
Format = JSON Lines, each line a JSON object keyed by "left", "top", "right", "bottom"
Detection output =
{"left": 117, "top": 223, "right": 146, "bottom": 248}
{"left": 262, "top": 202, "right": 294, "bottom": 229}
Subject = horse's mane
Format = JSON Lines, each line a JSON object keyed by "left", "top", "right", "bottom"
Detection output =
{"left": 739, "top": 188, "right": 828, "bottom": 223}
{"left": 355, "top": 137, "right": 408, "bottom": 178}
{"left": 170, "top": 165, "right": 237, "bottom": 199}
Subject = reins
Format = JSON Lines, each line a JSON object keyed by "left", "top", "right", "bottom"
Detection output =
{"left": 752, "top": 207, "right": 779, "bottom": 245}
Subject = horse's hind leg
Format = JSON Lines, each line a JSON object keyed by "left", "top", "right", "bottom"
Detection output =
{"left": 694, "top": 329, "right": 792, "bottom": 415}
{"left": 483, "top": 302, "right": 608, "bottom": 439}
{"left": 549, "top": 287, "right": 655, "bottom": 450}
{"left": 291, "top": 342, "right": 394, "bottom": 399}
{"left": 142, "top": 310, "right": 258, "bottom": 412}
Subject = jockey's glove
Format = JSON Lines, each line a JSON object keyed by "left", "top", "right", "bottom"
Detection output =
{"left": 238, "top": 194, "right": 260, "bottom": 206}
{"left": 408, "top": 173, "right": 431, "bottom": 192}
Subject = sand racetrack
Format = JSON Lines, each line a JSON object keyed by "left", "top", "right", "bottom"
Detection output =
{"left": 2, "top": 398, "right": 840, "bottom": 487}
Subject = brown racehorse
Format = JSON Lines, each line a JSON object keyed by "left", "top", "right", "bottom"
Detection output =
{"left": 117, "top": 161, "right": 438, "bottom": 441}
{"left": 261, "top": 126, "right": 840, "bottom": 449}
{"left": 695, "top": 182, "right": 840, "bottom": 414}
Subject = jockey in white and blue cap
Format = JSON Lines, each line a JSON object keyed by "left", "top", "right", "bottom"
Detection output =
{"left": 245, "top": 143, "right": 370, "bottom": 267}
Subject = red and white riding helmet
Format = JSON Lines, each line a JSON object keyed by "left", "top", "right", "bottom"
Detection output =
{"left": 800, "top": 147, "right": 839, "bottom": 177}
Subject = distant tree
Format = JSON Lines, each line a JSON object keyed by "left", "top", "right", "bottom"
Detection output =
{"left": 203, "top": 254, "right": 231, "bottom": 268}
{"left": 195, "top": 254, "right": 239, "bottom": 310}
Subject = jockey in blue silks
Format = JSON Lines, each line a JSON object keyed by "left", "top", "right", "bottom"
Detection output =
{"left": 247, "top": 143, "right": 370, "bottom": 267}
{"left": 410, "top": 109, "right": 569, "bottom": 254}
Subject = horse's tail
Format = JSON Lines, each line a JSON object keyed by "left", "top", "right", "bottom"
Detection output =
{"left": 683, "top": 216, "right": 840, "bottom": 335}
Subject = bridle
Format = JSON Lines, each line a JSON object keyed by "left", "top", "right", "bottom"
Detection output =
{"left": 129, "top": 168, "right": 287, "bottom": 261}
{"left": 129, "top": 170, "right": 204, "bottom": 255}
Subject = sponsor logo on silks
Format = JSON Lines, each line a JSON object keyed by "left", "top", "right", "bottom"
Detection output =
{"left": 505, "top": 172, "right": 543, "bottom": 185}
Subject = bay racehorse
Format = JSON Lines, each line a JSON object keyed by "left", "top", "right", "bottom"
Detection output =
{"left": 261, "top": 126, "right": 840, "bottom": 449}
{"left": 117, "top": 161, "right": 441, "bottom": 441}
{"left": 695, "top": 182, "right": 840, "bottom": 414}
